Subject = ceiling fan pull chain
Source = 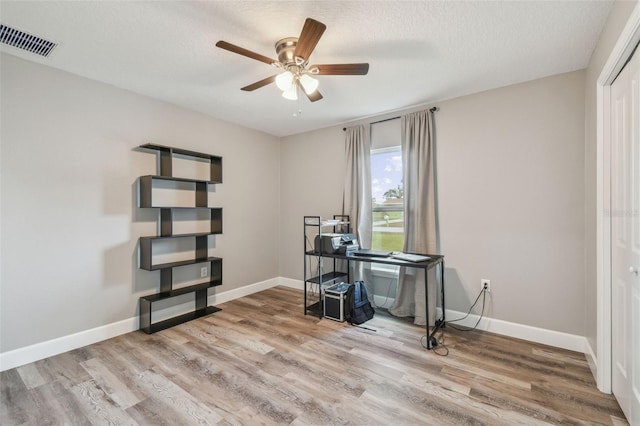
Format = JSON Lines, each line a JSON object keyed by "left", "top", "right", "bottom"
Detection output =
{"left": 293, "top": 85, "right": 302, "bottom": 117}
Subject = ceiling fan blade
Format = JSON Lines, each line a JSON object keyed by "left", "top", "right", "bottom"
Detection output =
{"left": 294, "top": 18, "right": 326, "bottom": 60}
{"left": 304, "top": 89, "right": 323, "bottom": 102}
{"left": 241, "top": 75, "right": 277, "bottom": 91}
{"left": 216, "top": 40, "right": 276, "bottom": 65}
{"left": 315, "top": 63, "right": 369, "bottom": 75}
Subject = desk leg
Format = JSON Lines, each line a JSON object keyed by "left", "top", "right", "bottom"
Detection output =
{"left": 425, "top": 265, "right": 430, "bottom": 349}
{"left": 441, "top": 259, "right": 446, "bottom": 326}
{"left": 426, "top": 259, "right": 446, "bottom": 349}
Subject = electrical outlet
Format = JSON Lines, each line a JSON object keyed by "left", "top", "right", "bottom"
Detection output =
{"left": 200, "top": 267, "right": 208, "bottom": 278}
{"left": 481, "top": 279, "right": 491, "bottom": 292}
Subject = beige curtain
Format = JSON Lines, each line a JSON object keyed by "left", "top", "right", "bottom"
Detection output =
{"left": 342, "top": 125, "right": 374, "bottom": 296}
{"left": 389, "top": 109, "right": 437, "bottom": 325}
{"left": 342, "top": 125, "right": 372, "bottom": 248}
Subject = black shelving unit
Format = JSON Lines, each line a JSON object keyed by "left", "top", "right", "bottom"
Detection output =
{"left": 138, "top": 143, "right": 223, "bottom": 334}
{"left": 303, "top": 215, "right": 350, "bottom": 318}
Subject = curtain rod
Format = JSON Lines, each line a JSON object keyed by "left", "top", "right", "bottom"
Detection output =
{"left": 343, "top": 106, "right": 439, "bottom": 131}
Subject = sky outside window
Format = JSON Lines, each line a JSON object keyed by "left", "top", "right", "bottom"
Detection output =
{"left": 372, "top": 149, "right": 402, "bottom": 204}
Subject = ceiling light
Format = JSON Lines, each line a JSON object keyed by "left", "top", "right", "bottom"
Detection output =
{"left": 282, "top": 84, "right": 298, "bottom": 100}
{"left": 299, "top": 74, "right": 319, "bottom": 95}
{"left": 275, "top": 71, "right": 294, "bottom": 90}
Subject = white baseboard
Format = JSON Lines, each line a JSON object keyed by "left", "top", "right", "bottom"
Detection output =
{"left": 209, "top": 277, "right": 281, "bottom": 304}
{"left": 278, "top": 277, "right": 304, "bottom": 290}
{"left": 0, "top": 277, "right": 282, "bottom": 372}
{"left": 0, "top": 278, "right": 592, "bottom": 372}
{"left": 585, "top": 339, "right": 598, "bottom": 383}
{"left": 0, "top": 317, "right": 138, "bottom": 373}
{"left": 444, "top": 308, "right": 588, "bottom": 353}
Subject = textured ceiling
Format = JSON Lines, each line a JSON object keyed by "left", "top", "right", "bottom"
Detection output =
{"left": 0, "top": 1, "right": 613, "bottom": 137}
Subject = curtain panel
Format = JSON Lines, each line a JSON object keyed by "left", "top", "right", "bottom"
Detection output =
{"left": 389, "top": 109, "right": 438, "bottom": 325}
{"left": 342, "top": 125, "right": 372, "bottom": 248}
{"left": 342, "top": 125, "right": 374, "bottom": 300}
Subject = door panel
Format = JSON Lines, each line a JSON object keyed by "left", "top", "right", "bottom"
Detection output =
{"left": 614, "top": 276, "right": 627, "bottom": 379}
{"left": 611, "top": 42, "right": 640, "bottom": 425}
{"left": 634, "top": 289, "right": 640, "bottom": 407}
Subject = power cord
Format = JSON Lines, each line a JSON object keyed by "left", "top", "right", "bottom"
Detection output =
{"left": 447, "top": 287, "right": 487, "bottom": 332}
{"left": 421, "top": 330, "right": 449, "bottom": 356}
{"left": 372, "top": 275, "right": 397, "bottom": 309}
{"left": 422, "top": 286, "right": 488, "bottom": 356}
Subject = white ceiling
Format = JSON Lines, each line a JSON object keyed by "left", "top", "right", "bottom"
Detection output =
{"left": 0, "top": 1, "right": 613, "bottom": 137}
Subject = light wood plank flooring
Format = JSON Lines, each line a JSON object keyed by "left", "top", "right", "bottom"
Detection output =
{"left": 1, "top": 286, "right": 628, "bottom": 425}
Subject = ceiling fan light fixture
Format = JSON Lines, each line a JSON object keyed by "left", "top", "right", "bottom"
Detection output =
{"left": 275, "top": 71, "right": 294, "bottom": 90}
{"left": 282, "top": 84, "right": 298, "bottom": 100}
{"left": 299, "top": 74, "right": 319, "bottom": 95}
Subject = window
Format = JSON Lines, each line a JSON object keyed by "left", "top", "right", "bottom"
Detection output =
{"left": 370, "top": 119, "right": 404, "bottom": 252}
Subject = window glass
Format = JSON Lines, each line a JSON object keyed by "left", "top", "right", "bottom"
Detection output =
{"left": 371, "top": 119, "right": 403, "bottom": 252}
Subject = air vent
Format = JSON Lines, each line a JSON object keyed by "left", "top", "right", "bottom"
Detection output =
{"left": 0, "top": 24, "right": 57, "bottom": 57}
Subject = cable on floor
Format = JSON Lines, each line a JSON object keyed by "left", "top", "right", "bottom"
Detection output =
{"left": 422, "top": 286, "right": 488, "bottom": 356}
{"left": 421, "top": 330, "right": 449, "bottom": 356}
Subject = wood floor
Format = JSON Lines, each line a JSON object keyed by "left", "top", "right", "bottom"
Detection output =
{"left": 1, "top": 286, "right": 629, "bottom": 425}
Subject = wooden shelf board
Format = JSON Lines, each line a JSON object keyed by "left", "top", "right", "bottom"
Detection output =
{"left": 141, "top": 280, "right": 223, "bottom": 302}
{"left": 140, "top": 256, "right": 222, "bottom": 271}
{"left": 145, "top": 306, "right": 221, "bottom": 334}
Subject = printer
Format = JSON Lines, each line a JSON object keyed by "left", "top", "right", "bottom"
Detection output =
{"left": 314, "top": 233, "right": 359, "bottom": 254}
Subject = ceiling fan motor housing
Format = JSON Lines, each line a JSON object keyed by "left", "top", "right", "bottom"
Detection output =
{"left": 275, "top": 37, "right": 299, "bottom": 66}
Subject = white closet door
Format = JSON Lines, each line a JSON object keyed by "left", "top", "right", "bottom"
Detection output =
{"left": 611, "top": 43, "right": 640, "bottom": 425}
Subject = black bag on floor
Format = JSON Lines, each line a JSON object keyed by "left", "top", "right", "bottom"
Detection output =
{"left": 345, "top": 281, "right": 375, "bottom": 325}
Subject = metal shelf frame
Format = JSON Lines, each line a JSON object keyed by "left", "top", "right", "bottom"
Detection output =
{"left": 303, "top": 215, "right": 351, "bottom": 318}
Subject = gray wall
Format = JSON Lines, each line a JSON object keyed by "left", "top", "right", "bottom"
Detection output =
{"left": 583, "top": 0, "right": 638, "bottom": 352}
{"left": 280, "top": 70, "right": 587, "bottom": 335}
{"left": 0, "top": 54, "right": 281, "bottom": 352}
{"left": 279, "top": 126, "right": 346, "bottom": 277}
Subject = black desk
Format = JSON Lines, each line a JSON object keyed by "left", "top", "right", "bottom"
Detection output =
{"left": 304, "top": 251, "right": 445, "bottom": 349}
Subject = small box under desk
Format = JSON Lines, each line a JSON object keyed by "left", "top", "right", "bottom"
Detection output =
{"left": 324, "top": 282, "right": 351, "bottom": 322}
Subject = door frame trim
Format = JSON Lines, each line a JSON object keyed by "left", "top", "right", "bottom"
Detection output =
{"left": 596, "top": 2, "right": 640, "bottom": 393}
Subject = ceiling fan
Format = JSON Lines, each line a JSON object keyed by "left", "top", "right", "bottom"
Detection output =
{"left": 216, "top": 18, "right": 369, "bottom": 102}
